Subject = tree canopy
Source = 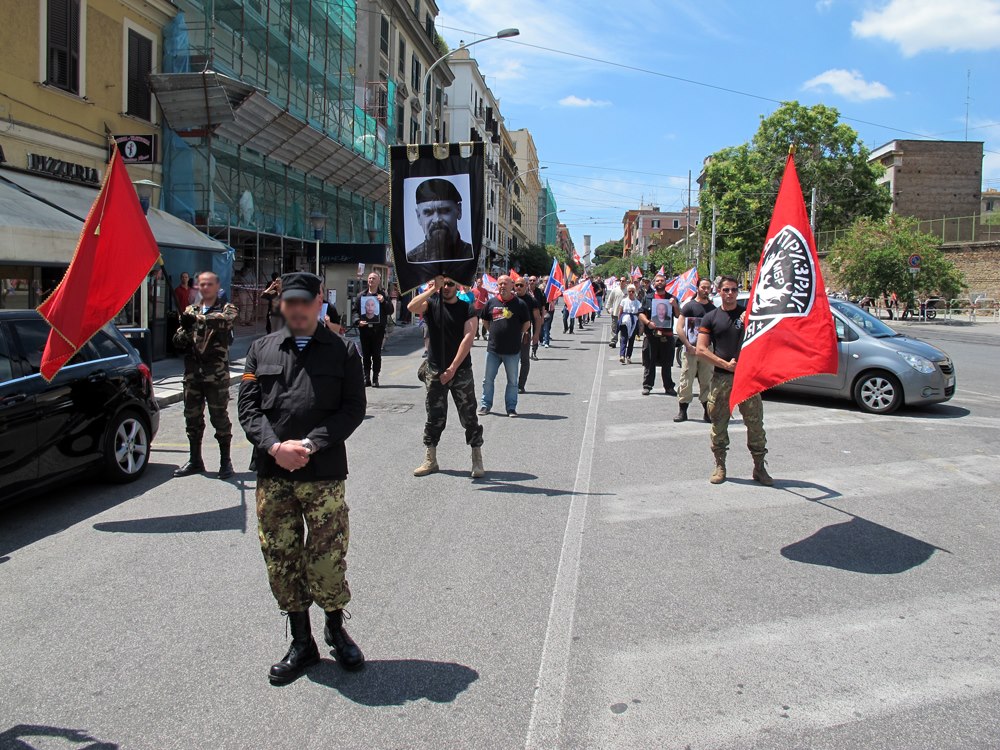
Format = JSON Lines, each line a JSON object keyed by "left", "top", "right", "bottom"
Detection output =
{"left": 828, "top": 215, "right": 966, "bottom": 301}
{"left": 699, "top": 101, "right": 891, "bottom": 276}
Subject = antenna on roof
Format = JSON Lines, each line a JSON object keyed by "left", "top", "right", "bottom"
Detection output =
{"left": 965, "top": 69, "right": 972, "bottom": 141}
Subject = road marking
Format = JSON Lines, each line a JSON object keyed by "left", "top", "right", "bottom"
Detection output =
{"left": 600, "top": 454, "right": 1000, "bottom": 523}
{"left": 525, "top": 325, "right": 607, "bottom": 750}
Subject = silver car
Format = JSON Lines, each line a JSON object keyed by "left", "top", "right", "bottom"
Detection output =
{"left": 777, "top": 299, "right": 955, "bottom": 414}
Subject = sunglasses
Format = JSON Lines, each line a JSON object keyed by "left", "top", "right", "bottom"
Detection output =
{"left": 514, "top": 283, "right": 525, "bottom": 288}
{"left": 721, "top": 287, "right": 738, "bottom": 293}
{"left": 442, "top": 281, "right": 456, "bottom": 288}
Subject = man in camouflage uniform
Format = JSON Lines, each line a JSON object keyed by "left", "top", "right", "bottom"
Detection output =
{"left": 237, "top": 272, "right": 367, "bottom": 685}
{"left": 407, "top": 275, "right": 484, "bottom": 478}
{"left": 696, "top": 275, "right": 772, "bottom": 486}
{"left": 172, "top": 271, "right": 238, "bottom": 479}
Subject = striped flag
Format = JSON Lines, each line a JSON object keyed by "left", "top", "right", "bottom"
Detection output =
{"left": 664, "top": 266, "right": 699, "bottom": 303}
{"left": 543, "top": 257, "right": 565, "bottom": 302}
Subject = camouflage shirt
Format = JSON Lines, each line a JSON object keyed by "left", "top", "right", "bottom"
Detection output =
{"left": 173, "top": 300, "right": 238, "bottom": 376}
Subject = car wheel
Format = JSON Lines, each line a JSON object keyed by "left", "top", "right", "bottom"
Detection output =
{"left": 853, "top": 371, "right": 903, "bottom": 415}
{"left": 104, "top": 410, "right": 151, "bottom": 483}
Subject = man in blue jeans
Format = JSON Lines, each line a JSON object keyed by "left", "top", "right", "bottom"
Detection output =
{"left": 479, "top": 275, "right": 531, "bottom": 417}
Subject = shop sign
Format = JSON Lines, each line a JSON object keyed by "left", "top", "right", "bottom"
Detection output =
{"left": 26, "top": 153, "right": 100, "bottom": 185}
{"left": 110, "top": 134, "right": 158, "bottom": 164}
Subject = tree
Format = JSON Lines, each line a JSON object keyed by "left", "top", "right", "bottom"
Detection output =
{"left": 593, "top": 239, "right": 624, "bottom": 265}
{"left": 828, "top": 216, "right": 966, "bottom": 301}
{"left": 508, "top": 243, "right": 552, "bottom": 276}
{"left": 700, "top": 101, "right": 891, "bottom": 275}
{"left": 593, "top": 256, "right": 631, "bottom": 279}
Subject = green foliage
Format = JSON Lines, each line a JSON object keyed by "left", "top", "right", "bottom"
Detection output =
{"left": 700, "top": 101, "right": 891, "bottom": 274}
{"left": 434, "top": 34, "right": 449, "bottom": 57}
{"left": 593, "top": 239, "right": 624, "bottom": 264}
{"left": 508, "top": 243, "right": 552, "bottom": 276}
{"left": 983, "top": 211, "right": 1000, "bottom": 226}
{"left": 646, "top": 243, "right": 688, "bottom": 277}
{"left": 829, "top": 215, "right": 966, "bottom": 300}
{"left": 593, "top": 256, "right": 632, "bottom": 279}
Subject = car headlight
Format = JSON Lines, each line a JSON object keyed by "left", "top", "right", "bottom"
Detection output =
{"left": 897, "top": 351, "right": 936, "bottom": 374}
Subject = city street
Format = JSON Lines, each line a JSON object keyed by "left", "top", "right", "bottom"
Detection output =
{"left": 2, "top": 320, "right": 999, "bottom": 750}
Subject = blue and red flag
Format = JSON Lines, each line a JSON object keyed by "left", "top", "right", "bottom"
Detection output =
{"left": 664, "top": 266, "right": 700, "bottom": 303}
{"left": 563, "top": 279, "right": 599, "bottom": 318}
{"left": 543, "top": 257, "right": 565, "bottom": 302}
{"left": 481, "top": 273, "right": 499, "bottom": 294}
{"left": 631, "top": 265, "right": 643, "bottom": 281}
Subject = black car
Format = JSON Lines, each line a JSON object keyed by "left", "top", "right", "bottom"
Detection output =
{"left": 0, "top": 311, "right": 160, "bottom": 508}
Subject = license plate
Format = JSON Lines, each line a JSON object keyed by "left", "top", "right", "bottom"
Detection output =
{"left": 947, "top": 376, "right": 955, "bottom": 388}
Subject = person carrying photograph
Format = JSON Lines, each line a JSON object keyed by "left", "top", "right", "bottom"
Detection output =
{"left": 674, "top": 277, "right": 716, "bottom": 423}
{"left": 353, "top": 271, "right": 392, "bottom": 387}
{"left": 407, "top": 178, "right": 475, "bottom": 263}
{"left": 637, "top": 273, "right": 681, "bottom": 396}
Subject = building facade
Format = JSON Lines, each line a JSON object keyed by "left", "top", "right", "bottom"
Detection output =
{"left": 509, "top": 127, "right": 541, "bottom": 249}
{"left": 538, "top": 181, "right": 559, "bottom": 246}
{"left": 622, "top": 205, "right": 699, "bottom": 258}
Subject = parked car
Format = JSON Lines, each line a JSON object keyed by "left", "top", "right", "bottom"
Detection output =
{"left": 0, "top": 311, "right": 159, "bottom": 509}
{"left": 776, "top": 300, "right": 955, "bottom": 413}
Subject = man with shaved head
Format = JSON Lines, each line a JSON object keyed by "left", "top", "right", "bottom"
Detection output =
{"left": 479, "top": 275, "right": 530, "bottom": 417}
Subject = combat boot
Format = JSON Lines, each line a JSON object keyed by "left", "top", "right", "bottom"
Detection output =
{"left": 710, "top": 452, "right": 727, "bottom": 485}
{"left": 269, "top": 611, "right": 320, "bottom": 685}
{"left": 752, "top": 455, "right": 774, "bottom": 486}
{"left": 324, "top": 610, "right": 365, "bottom": 671}
{"left": 673, "top": 403, "right": 689, "bottom": 423}
{"left": 471, "top": 447, "right": 485, "bottom": 479}
{"left": 173, "top": 441, "right": 205, "bottom": 477}
{"left": 413, "top": 446, "right": 439, "bottom": 477}
{"left": 702, "top": 403, "right": 712, "bottom": 423}
{"left": 218, "top": 439, "right": 234, "bottom": 480}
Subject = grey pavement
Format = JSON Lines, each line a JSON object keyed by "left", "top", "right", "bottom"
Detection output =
{"left": 2, "top": 313, "right": 999, "bottom": 749}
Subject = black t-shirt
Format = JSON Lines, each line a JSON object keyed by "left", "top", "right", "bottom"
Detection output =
{"left": 680, "top": 298, "right": 716, "bottom": 346}
{"left": 700, "top": 304, "right": 747, "bottom": 373}
{"left": 532, "top": 288, "right": 547, "bottom": 314}
{"left": 641, "top": 293, "right": 677, "bottom": 337}
{"left": 482, "top": 295, "right": 530, "bottom": 355}
{"left": 425, "top": 294, "right": 477, "bottom": 371}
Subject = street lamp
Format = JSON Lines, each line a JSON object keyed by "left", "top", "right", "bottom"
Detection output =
{"left": 504, "top": 165, "right": 547, "bottom": 267}
{"left": 420, "top": 27, "right": 520, "bottom": 145}
{"left": 538, "top": 208, "right": 565, "bottom": 244}
{"left": 309, "top": 211, "right": 327, "bottom": 277}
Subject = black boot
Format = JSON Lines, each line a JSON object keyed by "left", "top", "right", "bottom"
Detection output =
{"left": 324, "top": 610, "right": 365, "bottom": 671}
{"left": 173, "top": 440, "right": 204, "bottom": 477}
{"left": 673, "top": 403, "right": 689, "bottom": 423}
{"left": 218, "top": 439, "right": 234, "bottom": 480}
{"left": 269, "top": 611, "right": 320, "bottom": 685}
{"left": 702, "top": 403, "right": 712, "bottom": 423}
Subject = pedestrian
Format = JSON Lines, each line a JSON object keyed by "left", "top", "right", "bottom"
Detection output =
{"left": 173, "top": 271, "right": 192, "bottom": 313}
{"left": 529, "top": 276, "right": 547, "bottom": 359}
{"left": 172, "top": 271, "right": 238, "bottom": 479}
{"left": 237, "top": 272, "right": 367, "bottom": 685}
{"left": 261, "top": 273, "right": 282, "bottom": 334}
{"left": 674, "top": 277, "right": 716, "bottom": 423}
{"left": 513, "top": 277, "right": 541, "bottom": 394}
{"left": 353, "top": 271, "right": 392, "bottom": 387}
{"left": 408, "top": 276, "right": 485, "bottom": 478}
{"left": 480, "top": 275, "right": 531, "bottom": 417}
{"left": 539, "top": 277, "right": 556, "bottom": 348}
{"left": 617, "top": 284, "right": 642, "bottom": 364}
{"left": 605, "top": 277, "right": 626, "bottom": 348}
{"left": 472, "top": 277, "right": 490, "bottom": 340}
{"left": 591, "top": 276, "right": 604, "bottom": 322}
{"left": 637, "top": 273, "right": 681, "bottom": 396}
{"left": 561, "top": 294, "right": 575, "bottom": 335}
{"left": 696, "top": 275, "right": 771, "bottom": 486}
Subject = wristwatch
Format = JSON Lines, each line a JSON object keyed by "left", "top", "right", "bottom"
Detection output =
{"left": 300, "top": 438, "right": 317, "bottom": 455}
{"left": 268, "top": 442, "right": 281, "bottom": 456}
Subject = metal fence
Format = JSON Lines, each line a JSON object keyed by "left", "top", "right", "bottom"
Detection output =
{"left": 817, "top": 214, "right": 1000, "bottom": 250}
{"left": 852, "top": 294, "right": 1000, "bottom": 324}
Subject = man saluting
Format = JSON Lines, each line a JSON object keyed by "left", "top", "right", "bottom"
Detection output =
{"left": 407, "top": 178, "right": 475, "bottom": 263}
{"left": 238, "top": 272, "right": 367, "bottom": 685}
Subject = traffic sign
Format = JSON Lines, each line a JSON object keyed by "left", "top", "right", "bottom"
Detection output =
{"left": 908, "top": 254, "right": 922, "bottom": 268}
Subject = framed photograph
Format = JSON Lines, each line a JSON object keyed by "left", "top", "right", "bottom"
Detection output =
{"left": 403, "top": 174, "right": 474, "bottom": 264}
{"left": 360, "top": 295, "right": 380, "bottom": 320}
{"left": 650, "top": 300, "right": 673, "bottom": 328}
{"left": 685, "top": 316, "right": 701, "bottom": 345}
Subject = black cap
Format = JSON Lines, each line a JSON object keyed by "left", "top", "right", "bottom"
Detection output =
{"left": 415, "top": 177, "right": 462, "bottom": 204}
{"left": 280, "top": 272, "right": 321, "bottom": 301}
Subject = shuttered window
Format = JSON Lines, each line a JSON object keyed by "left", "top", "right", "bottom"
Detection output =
{"left": 126, "top": 29, "right": 152, "bottom": 120}
{"left": 46, "top": 0, "right": 81, "bottom": 94}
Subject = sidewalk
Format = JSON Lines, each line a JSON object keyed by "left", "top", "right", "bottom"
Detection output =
{"left": 152, "top": 322, "right": 425, "bottom": 408}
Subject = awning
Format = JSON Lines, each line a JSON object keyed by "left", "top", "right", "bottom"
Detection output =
{"left": 0, "top": 170, "right": 228, "bottom": 253}
{"left": 150, "top": 71, "right": 390, "bottom": 205}
{"left": 0, "top": 175, "right": 82, "bottom": 264}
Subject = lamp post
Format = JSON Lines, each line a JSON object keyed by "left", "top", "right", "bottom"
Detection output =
{"left": 504, "top": 165, "right": 546, "bottom": 269}
{"left": 420, "top": 27, "right": 520, "bottom": 145}
{"left": 132, "top": 179, "right": 160, "bottom": 336}
{"left": 309, "top": 211, "right": 327, "bottom": 277}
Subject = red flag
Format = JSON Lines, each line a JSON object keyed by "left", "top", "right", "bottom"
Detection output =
{"left": 37, "top": 146, "right": 160, "bottom": 380}
{"left": 729, "top": 153, "right": 838, "bottom": 411}
{"left": 508, "top": 268, "right": 522, "bottom": 282}
{"left": 572, "top": 249, "right": 582, "bottom": 265}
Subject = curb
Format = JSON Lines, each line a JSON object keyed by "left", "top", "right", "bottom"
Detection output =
{"left": 155, "top": 373, "right": 243, "bottom": 409}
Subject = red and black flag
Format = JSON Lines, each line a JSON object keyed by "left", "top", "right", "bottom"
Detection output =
{"left": 730, "top": 151, "right": 838, "bottom": 411}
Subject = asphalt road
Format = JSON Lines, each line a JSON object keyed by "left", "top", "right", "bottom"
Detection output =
{"left": 2, "top": 318, "right": 999, "bottom": 750}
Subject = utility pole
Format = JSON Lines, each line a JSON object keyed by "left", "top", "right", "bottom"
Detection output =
{"left": 810, "top": 186, "right": 818, "bottom": 234}
{"left": 709, "top": 205, "right": 718, "bottom": 281}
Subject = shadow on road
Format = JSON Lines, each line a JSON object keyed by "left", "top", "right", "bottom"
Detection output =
{"left": 307, "top": 658, "right": 478, "bottom": 706}
{"left": 524, "top": 391, "right": 570, "bottom": 397}
{"left": 92, "top": 478, "right": 251, "bottom": 535}
{"left": 0, "top": 464, "right": 176, "bottom": 564}
{"left": 763, "top": 391, "right": 971, "bottom": 420}
{"left": 0, "top": 723, "right": 119, "bottom": 749}
{"left": 513, "top": 413, "right": 569, "bottom": 421}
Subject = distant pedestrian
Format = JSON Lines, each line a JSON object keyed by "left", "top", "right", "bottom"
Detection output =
{"left": 697, "top": 275, "right": 771, "bottom": 486}
{"left": 261, "top": 273, "right": 282, "bottom": 334}
{"left": 529, "top": 276, "right": 547, "bottom": 358}
{"left": 674, "top": 277, "right": 715, "bottom": 423}
{"left": 237, "top": 272, "right": 367, "bottom": 684}
{"left": 617, "top": 284, "right": 642, "bottom": 364}
{"left": 515, "top": 277, "right": 542, "bottom": 393}
{"left": 637, "top": 274, "right": 680, "bottom": 396}
{"left": 605, "top": 277, "right": 626, "bottom": 348}
{"left": 539, "top": 277, "right": 556, "bottom": 348}
{"left": 480, "top": 275, "right": 530, "bottom": 417}
{"left": 353, "top": 271, "right": 392, "bottom": 387}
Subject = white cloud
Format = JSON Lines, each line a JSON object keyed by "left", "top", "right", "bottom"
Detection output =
{"left": 558, "top": 95, "right": 611, "bottom": 108}
{"left": 816, "top": 0, "right": 834, "bottom": 11}
{"left": 803, "top": 69, "right": 893, "bottom": 101}
{"left": 852, "top": 0, "right": 1000, "bottom": 56}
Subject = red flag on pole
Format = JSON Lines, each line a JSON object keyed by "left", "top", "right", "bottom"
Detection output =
{"left": 37, "top": 146, "right": 161, "bottom": 380}
{"left": 508, "top": 268, "right": 522, "bottom": 283}
{"left": 729, "top": 152, "right": 838, "bottom": 411}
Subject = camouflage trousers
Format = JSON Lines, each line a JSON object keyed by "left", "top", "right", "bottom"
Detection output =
{"left": 182, "top": 369, "right": 232, "bottom": 443}
{"left": 707, "top": 371, "right": 767, "bottom": 458}
{"left": 678, "top": 347, "right": 714, "bottom": 405}
{"left": 423, "top": 366, "right": 484, "bottom": 448}
{"left": 256, "top": 477, "right": 351, "bottom": 612}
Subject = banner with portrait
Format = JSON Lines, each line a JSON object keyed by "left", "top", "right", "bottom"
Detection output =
{"left": 390, "top": 142, "right": 485, "bottom": 292}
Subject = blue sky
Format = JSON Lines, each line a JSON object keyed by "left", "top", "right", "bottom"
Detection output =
{"left": 436, "top": 0, "right": 1000, "bottom": 248}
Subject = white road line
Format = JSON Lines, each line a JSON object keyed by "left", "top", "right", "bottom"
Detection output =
{"left": 525, "top": 325, "right": 607, "bottom": 750}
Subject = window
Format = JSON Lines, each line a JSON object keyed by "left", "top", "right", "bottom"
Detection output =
{"left": 409, "top": 118, "right": 420, "bottom": 144}
{"left": 425, "top": 14, "right": 434, "bottom": 38}
{"left": 126, "top": 28, "right": 153, "bottom": 120}
{"left": 414, "top": 0, "right": 420, "bottom": 16}
{"left": 13, "top": 319, "right": 98, "bottom": 374}
{"left": 90, "top": 331, "right": 126, "bottom": 359}
{"left": 46, "top": 0, "right": 81, "bottom": 94}
{"left": 650, "top": 219, "right": 660, "bottom": 229}
{"left": 987, "top": 200, "right": 995, "bottom": 212}
{"left": 411, "top": 54, "right": 421, "bottom": 93}
{"left": 672, "top": 219, "right": 680, "bottom": 229}
{"left": 396, "top": 105, "right": 405, "bottom": 142}
{"left": 379, "top": 16, "right": 390, "bottom": 56}
{"left": 398, "top": 38, "right": 406, "bottom": 77}
{"left": 0, "top": 327, "right": 13, "bottom": 383}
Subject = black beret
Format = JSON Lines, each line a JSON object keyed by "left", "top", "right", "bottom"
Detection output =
{"left": 415, "top": 178, "right": 462, "bottom": 204}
